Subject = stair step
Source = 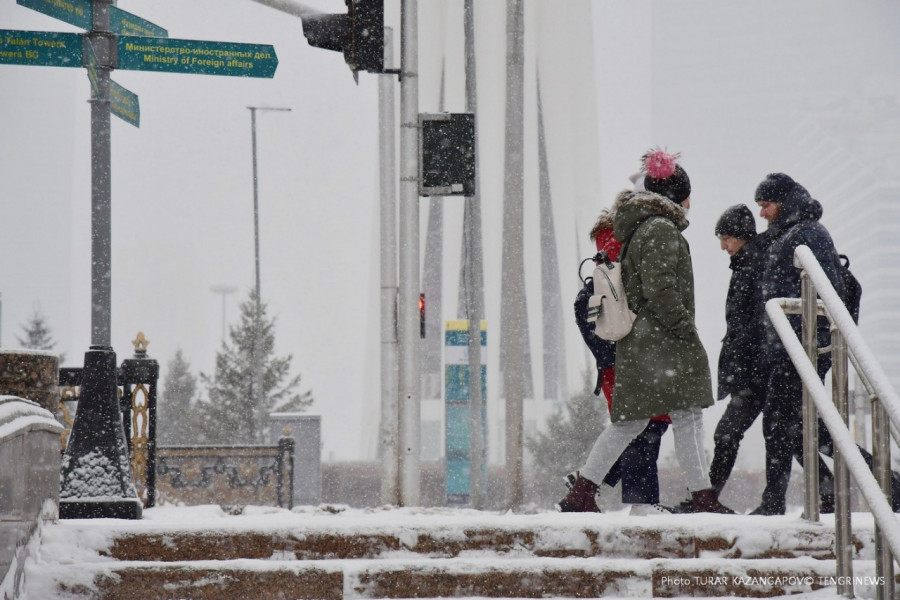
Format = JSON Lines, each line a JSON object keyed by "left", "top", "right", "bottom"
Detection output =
{"left": 89, "top": 509, "right": 870, "bottom": 562}
{"left": 40, "top": 557, "right": 882, "bottom": 599}
{"left": 22, "top": 507, "right": 888, "bottom": 598}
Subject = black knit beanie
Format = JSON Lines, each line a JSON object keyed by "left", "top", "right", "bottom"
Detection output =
{"left": 715, "top": 204, "right": 757, "bottom": 240}
{"left": 755, "top": 173, "right": 796, "bottom": 203}
{"left": 645, "top": 164, "right": 691, "bottom": 204}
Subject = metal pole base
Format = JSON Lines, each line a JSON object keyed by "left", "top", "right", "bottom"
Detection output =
{"left": 59, "top": 498, "right": 142, "bottom": 520}
{"left": 59, "top": 346, "right": 142, "bottom": 520}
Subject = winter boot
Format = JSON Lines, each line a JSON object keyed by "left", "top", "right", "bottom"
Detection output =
{"left": 749, "top": 502, "right": 785, "bottom": 516}
{"left": 687, "top": 488, "right": 735, "bottom": 514}
{"left": 629, "top": 503, "right": 672, "bottom": 516}
{"left": 556, "top": 473, "right": 601, "bottom": 513}
{"left": 668, "top": 498, "right": 694, "bottom": 514}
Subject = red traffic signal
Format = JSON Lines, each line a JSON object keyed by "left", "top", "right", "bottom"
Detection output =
{"left": 419, "top": 293, "right": 425, "bottom": 339}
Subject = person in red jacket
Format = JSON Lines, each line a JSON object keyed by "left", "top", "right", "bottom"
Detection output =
{"left": 560, "top": 207, "right": 671, "bottom": 515}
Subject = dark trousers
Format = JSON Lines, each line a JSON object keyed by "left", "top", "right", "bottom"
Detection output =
{"left": 709, "top": 388, "right": 766, "bottom": 493}
{"left": 760, "top": 353, "right": 900, "bottom": 513}
{"left": 602, "top": 419, "right": 669, "bottom": 504}
{"left": 760, "top": 357, "right": 836, "bottom": 512}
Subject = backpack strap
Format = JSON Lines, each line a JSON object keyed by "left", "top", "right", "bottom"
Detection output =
{"left": 619, "top": 217, "right": 665, "bottom": 316}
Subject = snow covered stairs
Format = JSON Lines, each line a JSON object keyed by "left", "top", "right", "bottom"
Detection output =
{"left": 24, "top": 505, "right": 885, "bottom": 599}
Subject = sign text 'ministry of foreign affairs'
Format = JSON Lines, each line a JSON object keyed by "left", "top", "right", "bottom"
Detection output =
{"left": 117, "top": 36, "right": 277, "bottom": 78}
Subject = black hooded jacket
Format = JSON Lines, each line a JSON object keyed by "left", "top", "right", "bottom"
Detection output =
{"left": 717, "top": 233, "right": 767, "bottom": 400}
{"left": 760, "top": 183, "right": 845, "bottom": 364}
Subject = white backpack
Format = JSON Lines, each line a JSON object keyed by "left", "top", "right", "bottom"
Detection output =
{"left": 586, "top": 250, "right": 636, "bottom": 341}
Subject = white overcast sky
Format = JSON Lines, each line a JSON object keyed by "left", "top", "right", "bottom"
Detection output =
{"left": 1, "top": 1, "right": 898, "bottom": 462}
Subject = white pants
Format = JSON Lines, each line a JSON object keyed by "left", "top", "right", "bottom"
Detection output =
{"left": 580, "top": 407, "right": 711, "bottom": 493}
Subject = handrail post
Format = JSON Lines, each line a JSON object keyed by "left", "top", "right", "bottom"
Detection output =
{"left": 787, "top": 245, "right": 900, "bottom": 598}
{"left": 873, "top": 396, "right": 895, "bottom": 600}
{"left": 801, "top": 269, "right": 820, "bottom": 522}
{"left": 832, "top": 326, "right": 854, "bottom": 597}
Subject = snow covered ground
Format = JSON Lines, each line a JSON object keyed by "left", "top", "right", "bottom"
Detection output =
{"left": 13, "top": 503, "right": 890, "bottom": 599}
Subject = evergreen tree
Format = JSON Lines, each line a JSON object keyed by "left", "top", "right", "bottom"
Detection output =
{"left": 17, "top": 306, "right": 66, "bottom": 364}
{"left": 525, "top": 369, "right": 609, "bottom": 492}
{"left": 159, "top": 349, "right": 200, "bottom": 445}
{"left": 199, "top": 289, "right": 313, "bottom": 444}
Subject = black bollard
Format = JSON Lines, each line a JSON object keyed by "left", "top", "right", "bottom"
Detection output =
{"left": 59, "top": 346, "right": 142, "bottom": 519}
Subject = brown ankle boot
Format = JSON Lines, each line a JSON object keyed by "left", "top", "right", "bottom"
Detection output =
{"left": 556, "top": 473, "right": 601, "bottom": 513}
{"left": 689, "top": 488, "right": 735, "bottom": 514}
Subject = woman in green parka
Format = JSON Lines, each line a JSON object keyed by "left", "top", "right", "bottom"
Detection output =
{"left": 557, "top": 149, "right": 734, "bottom": 515}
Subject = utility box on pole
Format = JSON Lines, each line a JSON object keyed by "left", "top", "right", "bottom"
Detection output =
{"left": 419, "top": 112, "right": 476, "bottom": 197}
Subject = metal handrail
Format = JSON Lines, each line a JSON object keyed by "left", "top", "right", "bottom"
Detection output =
{"left": 777, "top": 298, "right": 900, "bottom": 446}
{"left": 849, "top": 352, "right": 900, "bottom": 446}
{"left": 767, "top": 244, "right": 899, "bottom": 600}
{"left": 792, "top": 245, "right": 900, "bottom": 434}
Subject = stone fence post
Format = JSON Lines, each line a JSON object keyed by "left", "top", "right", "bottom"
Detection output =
{"left": 0, "top": 351, "right": 59, "bottom": 414}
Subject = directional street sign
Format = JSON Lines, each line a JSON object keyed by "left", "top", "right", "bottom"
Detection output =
{"left": 18, "top": 0, "right": 168, "bottom": 39}
{"left": 0, "top": 29, "right": 82, "bottom": 68}
{"left": 117, "top": 36, "right": 278, "bottom": 78}
{"left": 109, "top": 6, "right": 168, "bottom": 38}
{"left": 108, "top": 81, "right": 140, "bottom": 127}
{"left": 6, "top": 2, "right": 281, "bottom": 463}
{"left": 86, "top": 38, "right": 140, "bottom": 127}
{"left": 17, "top": 0, "right": 92, "bottom": 31}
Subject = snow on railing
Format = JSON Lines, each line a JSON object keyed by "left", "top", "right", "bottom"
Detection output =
{"left": 793, "top": 245, "right": 900, "bottom": 434}
{"left": 766, "top": 244, "right": 900, "bottom": 563}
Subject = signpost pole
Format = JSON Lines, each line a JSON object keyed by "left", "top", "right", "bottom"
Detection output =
{"left": 10, "top": 0, "right": 278, "bottom": 521}
{"left": 89, "top": 0, "right": 113, "bottom": 347}
{"left": 59, "top": 0, "right": 143, "bottom": 520}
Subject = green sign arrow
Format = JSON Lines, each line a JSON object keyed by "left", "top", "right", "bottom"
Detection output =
{"left": 17, "top": 0, "right": 92, "bottom": 30}
{"left": 86, "top": 39, "right": 140, "bottom": 127}
{"left": 0, "top": 29, "right": 82, "bottom": 68}
{"left": 109, "top": 80, "right": 140, "bottom": 127}
{"left": 85, "top": 36, "right": 98, "bottom": 86}
{"left": 117, "top": 36, "right": 277, "bottom": 78}
{"left": 109, "top": 6, "right": 168, "bottom": 38}
{"left": 19, "top": 0, "right": 169, "bottom": 39}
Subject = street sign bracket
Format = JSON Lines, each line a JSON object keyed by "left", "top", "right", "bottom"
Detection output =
{"left": 86, "top": 31, "right": 117, "bottom": 69}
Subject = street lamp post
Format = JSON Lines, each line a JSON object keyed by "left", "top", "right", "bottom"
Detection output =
{"left": 247, "top": 105, "right": 291, "bottom": 436}
{"left": 210, "top": 284, "right": 238, "bottom": 342}
{"left": 248, "top": 106, "right": 291, "bottom": 316}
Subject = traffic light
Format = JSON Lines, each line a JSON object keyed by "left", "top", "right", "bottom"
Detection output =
{"left": 419, "top": 293, "right": 426, "bottom": 339}
{"left": 301, "top": 0, "right": 384, "bottom": 81}
{"left": 419, "top": 113, "right": 476, "bottom": 196}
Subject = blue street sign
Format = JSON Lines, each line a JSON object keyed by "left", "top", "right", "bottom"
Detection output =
{"left": 117, "top": 36, "right": 278, "bottom": 78}
{"left": 0, "top": 29, "right": 82, "bottom": 68}
{"left": 17, "top": 0, "right": 92, "bottom": 30}
{"left": 109, "top": 6, "right": 168, "bottom": 38}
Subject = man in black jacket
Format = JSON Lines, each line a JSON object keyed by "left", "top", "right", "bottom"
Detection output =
{"left": 752, "top": 173, "right": 900, "bottom": 515}
{"left": 751, "top": 173, "right": 900, "bottom": 515}
{"left": 709, "top": 205, "right": 768, "bottom": 496}
{"left": 753, "top": 173, "right": 843, "bottom": 515}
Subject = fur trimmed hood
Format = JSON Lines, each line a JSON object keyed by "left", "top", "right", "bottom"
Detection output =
{"left": 612, "top": 189, "right": 689, "bottom": 244}
{"left": 590, "top": 211, "right": 615, "bottom": 238}
{"left": 588, "top": 193, "right": 625, "bottom": 241}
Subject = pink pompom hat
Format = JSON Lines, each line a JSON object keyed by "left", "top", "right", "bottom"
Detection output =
{"left": 641, "top": 147, "right": 691, "bottom": 204}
